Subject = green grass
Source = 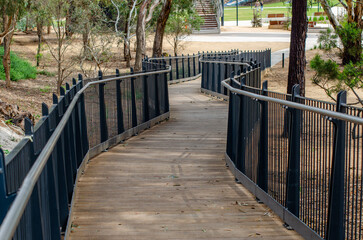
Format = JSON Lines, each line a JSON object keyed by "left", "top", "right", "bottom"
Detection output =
{"left": 223, "top": 1, "right": 341, "bottom": 21}
{"left": 0, "top": 47, "right": 37, "bottom": 81}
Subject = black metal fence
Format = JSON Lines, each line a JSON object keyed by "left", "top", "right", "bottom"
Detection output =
{"left": 148, "top": 49, "right": 271, "bottom": 84}
{"left": 0, "top": 61, "right": 170, "bottom": 240}
{"left": 222, "top": 71, "right": 363, "bottom": 240}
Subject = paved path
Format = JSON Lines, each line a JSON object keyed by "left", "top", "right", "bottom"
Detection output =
{"left": 68, "top": 79, "right": 303, "bottom": 240}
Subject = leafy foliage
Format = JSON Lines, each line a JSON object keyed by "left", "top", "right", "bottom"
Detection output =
{"left": 251, "top": 9, "right": 262, "bottom": 28}
{"left": 165, "top": 8, "right": 203, "bottom": 55}
{"left": 317, "top": 28, "right": 338, "bottom": 51}
{"left": 0, "top": 47, "right": 37, "bottom": 81}
{"left": 310, "top": 54, "right": 363, "bottom": 105}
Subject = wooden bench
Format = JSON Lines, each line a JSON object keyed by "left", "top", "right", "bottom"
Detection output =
{"left": 267, "top": 13, "right": 286, "bottom": 29}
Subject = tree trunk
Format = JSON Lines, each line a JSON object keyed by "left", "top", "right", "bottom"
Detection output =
{"left": 152, "top": 0, "right": 173, "bottom": 57}
{"left": 82, "top": 25, "right": 91, "bottom": 59}
{"left": 2, "top": 14, "right": 15, "bottom": 88}
{"left": 36, "top": 19, "right": 43, "bottom": 67}
{"left": 65, "top": 0, "right": 75, "bottom": 38}
{"left": 124, "top": 10, "right": 131, "bottom": 68}
{"left": 47, "top": 25, "right": 51, "bottom": 34}
{"left": 124, "top": 41, "right": 131, "bottom": 67}
{"left": 287, "top": 0, "right": 307, "bottom": 96}
{"left": 134, "top": 1, "right": 151, "bottom": 72}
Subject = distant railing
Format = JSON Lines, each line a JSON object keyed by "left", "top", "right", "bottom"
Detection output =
{"left": 147, "top": 49, "right": 242, "bottom": 83}
{"left": 221, "top": 71, "right": 363, "bottom": 240}
{"left": 0, "top": 61, "right": 170, "bottom": 240}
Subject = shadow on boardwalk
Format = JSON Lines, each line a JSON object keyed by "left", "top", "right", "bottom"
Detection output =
{"left": 69, "top": 79, "right": 302, "bottom": 240}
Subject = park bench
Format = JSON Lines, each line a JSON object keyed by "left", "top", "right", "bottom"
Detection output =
{"left": 267, "top": 13, "right": 287, "bottom": 29}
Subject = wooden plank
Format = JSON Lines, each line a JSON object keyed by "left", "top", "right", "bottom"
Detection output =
{"left": 68, "top": 79, "right": 302, "bottom": 240}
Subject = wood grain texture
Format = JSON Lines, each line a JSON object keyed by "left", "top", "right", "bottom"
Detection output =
{"left": 68, "top": 79, "right": 303, "bottom": 240}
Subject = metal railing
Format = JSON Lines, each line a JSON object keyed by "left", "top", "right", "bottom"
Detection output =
{"left": 222, "top": 71, "right": 363, "bottom": 240}
{"left": 0, "top": 61, "right": 171, "bottom": 240}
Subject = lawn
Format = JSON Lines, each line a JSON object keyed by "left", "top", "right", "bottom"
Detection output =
{"left": 223, "top": 1, "right": 341, "bottom": 21}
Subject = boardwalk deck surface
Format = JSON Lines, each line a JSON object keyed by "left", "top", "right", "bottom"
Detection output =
{"left": 69, "top": 79, "right": 302, "bottom": 240}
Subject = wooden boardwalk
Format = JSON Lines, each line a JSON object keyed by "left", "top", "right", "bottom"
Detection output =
{"left": 68, "top": 80, "right": 302, "bottom": 240}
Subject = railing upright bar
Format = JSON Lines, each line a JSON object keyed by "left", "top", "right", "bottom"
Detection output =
{"left": 175, "top": 55, "right": 179, "bottom": 80}
{"left": 142, "top": 65, "right": 150, "bottom": 122}
{"left": 182, "top": 54, "right": 185, "bottom": 79}
{"left": 98, "top": 71, "right": 109, "bottom": 142}
{"left": 115, "top": 69, "right": 125, "bottom": 134}
{"left": 326, "top": 91, "right": 347, "bottom": 240}
{"left": 236, "top": 75, "right": 247, "bottom": 173}
{"left": 257, "top": 81, "right": 268, "bottom": 192}
{"left": 193, "top": 54, "right": 196, "bottom": 76}
{"left": 187, "top": 54, "right": 191, "bottom": 77}
{"left": 130, "top": 68, "right": 138, "bottom": 128}
{"left": 285, "top": 84, "right": 302, "bottom": 217}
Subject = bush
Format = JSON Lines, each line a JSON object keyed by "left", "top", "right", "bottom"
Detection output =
{"left": 0, "top": 47, "right": 37, "bottom": 81}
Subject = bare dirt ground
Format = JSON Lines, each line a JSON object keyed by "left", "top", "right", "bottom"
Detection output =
{"left": 264, "top": 48, "right": 363, "bottom": 105}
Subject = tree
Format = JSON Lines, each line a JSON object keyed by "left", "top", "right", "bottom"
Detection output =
{"left": 1, "top": 0, "right": 26, "bottom": 88}
{"left": 319, "top": 0, "right": 362, "bottom": 64}
{"left": 287, "top": 0, "right": 307, "bottom": 95}
{"left": 110, "top": 0, "right": 138, "bottom": 68}
{"left": 165, "top": 7, "right": 203, "bottom": 56}
{"left": 44, "top": 0, "right": 74, "bottom": 93}
{"left": 152, "top": 0, "right": 173, "bottom": 57}
{"left": 134, "top": 0, "right": 161, "bottom": 71}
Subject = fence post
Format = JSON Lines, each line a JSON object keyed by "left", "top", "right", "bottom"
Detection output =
{"left": 142, "top": 65, "right": 150, "bottom": 122}
{"left": 326, "top": 91, "right": 346, "bottom": 240}
{"left": 182, "top": 54, "right": 185, "bottom": 79}
{"left": 226, "top": 71, "right": 235, "bottom": 159}
{"left": 130, "top": 68, "right": 138, "bottom": 128}
{"left": 154, "top": 64, "right": 161, "bottom": 117}
{"left": 193, "top": 53, "right": 196, "bottom": 76}
{"left": 285, "top": 84, "right": 301, "bottom": 217}
{"left": 169, "top": 58, "right": 173, "bottom": 81}
{"left": 217, "top": 62, "right": 222, "bottom": 94}
{"left": 198, "top": 52, "right": 202, "bottom": 74}
{"left": 257, "top": 81, "right": 268, "bottom": 192}
{"left": 187, "top": 54, "right": 191, "bottom": 77}
{"left": 115, "top": 69, "right": 125, "bottom": 134}
{"left": 211, "top": 62, "right": 216, "bottom": 92}
{"left": 235, "top": 75, "right": 247, "bottom": 173}
{"left": 175, "top": 54, "right": 179, "bottom": 80}
{"left": 78, "top": 74, "right": 89, "bottom": 155}
{"left": 98, "top": 70, "right": 108, "bottom": 142}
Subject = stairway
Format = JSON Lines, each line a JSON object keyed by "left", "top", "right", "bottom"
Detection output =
{"left": 194, "top": 0, "right": 221, "bottom": 34}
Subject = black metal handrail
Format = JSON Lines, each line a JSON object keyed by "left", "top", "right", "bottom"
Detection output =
{"left": 0, "top": 64, "right": 171, "bottom": 240}
{"left": 222, "top": 73, "right": 363, "bottom": 240}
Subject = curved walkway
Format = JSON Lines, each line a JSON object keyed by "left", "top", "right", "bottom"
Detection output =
{"left": 68, "top": 79, "right": 302, "bottom": 239}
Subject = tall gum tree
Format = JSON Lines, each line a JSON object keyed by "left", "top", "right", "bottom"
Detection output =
{"left": 134, "top": 0, "right": 161, "bottom": 71}
{"left": 287, "top": 0, "right": 307, "bottom": 95}
{"left": 1, "top": 0, "right": 25, "bottom": 88}
{"left": 319, "top": 0, "right": 362, "bottom": 64}
{"left": 152, "top": 0, "right": 172, "bottom": 57}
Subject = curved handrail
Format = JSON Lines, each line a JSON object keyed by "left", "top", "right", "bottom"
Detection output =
{"left": 0, "top": 66, "right": 171, "bottom": 240}
{"left": 222, "top": 78, "right": 363, "bottom": 125}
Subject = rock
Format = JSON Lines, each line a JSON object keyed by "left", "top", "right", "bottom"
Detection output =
{"left": 0, "top": 100, "right": 34, "bottom": 130}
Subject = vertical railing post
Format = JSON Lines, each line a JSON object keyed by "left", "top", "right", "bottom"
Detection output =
{"left": 142, "top": 65, "right": 150, "bottom": 122}
{"left": 187, "top": 54, "right": 191, "bottom": 77}
{"left": 257, "top": 81, "right": 269, "bottom": 192}
{"left": 169, "top": 58, "right": 173, "bottom": 81}
{"left": 130, "top": 68, "right": 138, "bottom": 128}
{"left": 198, "top": 52, "right": 202, "bottom": 74}
{"left": 217, "top": 62, "right": 222, "bottom": 94}
{"left": 235, "top": 75, "right": 246, "bottom": 173}
{"left": 78, "top": 74, "right": 89, "bottom": 155}
{"left": 154, "top": 65, "right": 161, "bottom": 117}
{"left": 226, "top": 71, "right": 235, "bottom": 159}
{"left": 175, "top": 54, "right": 179, "bottom": 80}
{"left": 193, "top": 53, "right": 196, "bottom": 76}
{"left": 182, "top": 54, "right": 185, "bottom": 79}
{"left": 98, "top": 70, "right": 108, "bottom": 142}
{"left": 206, "top": 61, "right": 210, "bottom": 90}
{"left": 116, "top": 69, "right": 124, "bottom": 134}
{"left": 326, "top": 91, "right": 346, "bottom": 240}
{"left": 211, "top": 62, "right": 216, "bottom": 92}
{"left": 0, "top": 151, "right": 16, "bottom": 226}
{"left": 285, "top": 84, "right": 301, "bottom": 217}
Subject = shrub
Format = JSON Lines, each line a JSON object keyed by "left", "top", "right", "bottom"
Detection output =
{"left": 0, "top": 47, "right": 37, "bottom": 81}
